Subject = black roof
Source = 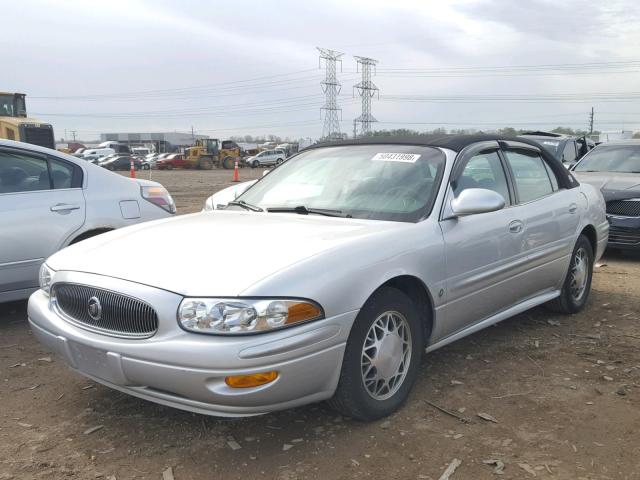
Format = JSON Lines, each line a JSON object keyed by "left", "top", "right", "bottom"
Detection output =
{"left": 306, "top": 134, "right": 562, "bottom": 153}
{"left": 304, "top": 134, "right": 579, "bottom": 190}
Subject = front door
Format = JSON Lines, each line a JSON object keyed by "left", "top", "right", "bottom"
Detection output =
{"left": 0, "top": 149, "right": 85, "bottom": 297}
{"left": 438, "top": 145, "right": 529, "bottom": 338}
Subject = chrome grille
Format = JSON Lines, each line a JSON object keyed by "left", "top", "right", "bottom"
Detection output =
{"left": 607, "top": 199, "right": 640, "bottom": 217}
{"left": 53, "top": 283, "right": 158, "bottom": 338}
{"left": 608, "top": 226, "right": 640, "bottom": 246}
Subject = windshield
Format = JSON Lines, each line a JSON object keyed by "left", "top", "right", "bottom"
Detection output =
{"left": 235, "top": 145, "right": 446, "bottom": 222}
{"left": 0, "top": 95, "right": 15, "bottom": 116}
{"left": 574, "top": 145, "right": 640, "bottom": 173}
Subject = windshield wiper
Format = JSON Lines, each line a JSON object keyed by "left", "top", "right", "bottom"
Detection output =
{"left": 267, "top": 205, "right": 350, "bottom": 217}
{"left": 226, "top": 200, "right": 263, "bottom": 212}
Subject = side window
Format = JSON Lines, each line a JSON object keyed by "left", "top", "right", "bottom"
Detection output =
{"left": 454, "top": 151, "right": 511, "bottom": 205}
{"left": 0, "top": 151, "right": 50, "bottom": 194}
{"left": 504, "top": 150, "right": 554, "bottom": 203}
{"left": 562, "top": 141, "right": 577, "bottom": 163}
{"left": 49, "top": 159, "right": 76, "bottom": 189}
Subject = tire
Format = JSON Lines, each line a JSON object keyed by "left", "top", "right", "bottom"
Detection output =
{"left": 252, "top": 161, "right": 260, "bottom": 169}
{"left": 276, "top": 158, "right": 284, "bottom": 165}
{"left": 199, "top": 159, "right": 213, "bottom": 170}
{"left": 166, "top": 164, "right": 173, "bottom": 170}
{"left": 107, "top": 165, "right": 114, "bottom": 171}
{"left": 547, "top": 234, "right": 594, "bottom": 314}
{"left": 328, "top": 286, "right": 424, "bottom": 421}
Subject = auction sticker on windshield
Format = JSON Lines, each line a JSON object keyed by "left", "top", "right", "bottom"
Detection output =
{"left": 371, "top": 153, "right": 421, "bottom": 163}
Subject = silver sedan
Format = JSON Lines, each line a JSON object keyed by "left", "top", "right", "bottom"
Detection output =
{"left": 28, "top": 136, "right": 608, "bottom": 420}
{"left": 0, "top": 139, "right": 176, "bottom": 303}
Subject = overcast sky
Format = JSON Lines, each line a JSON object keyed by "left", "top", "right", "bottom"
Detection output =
{"left": 3, "top": 0, "right": 640, "bottom": 141}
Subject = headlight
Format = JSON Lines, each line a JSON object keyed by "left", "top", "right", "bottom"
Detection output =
{"left": 178, "top": 298, "right": 323, "bottom": 335}
{"left": 38, "top": 263, "right": 55, "bottom": 296}
{"left": 141, "top": 185, "right": 176, "bottom": 214}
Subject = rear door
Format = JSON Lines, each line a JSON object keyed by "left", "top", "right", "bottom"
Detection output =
{"left": 0, "top": 148, "right": 85, "bottom": 296}
{"left": 439, "top": 142, "right": 528, "bottom": 337}
{"left": 502, "top": 144, "right": 578, "bottom": 294}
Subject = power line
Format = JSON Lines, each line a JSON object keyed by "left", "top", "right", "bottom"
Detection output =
{"left": 379, "top": 92, "right": 640, "bottom": 103}
{"left": 30, "top": 68, "right": 322, "bottom": 99}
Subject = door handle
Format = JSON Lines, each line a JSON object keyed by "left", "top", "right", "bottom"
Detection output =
{"left": 569, "top": 203, "right": 578, "bottom": 214}
{"left": 509, "top": 220, "right": 524, "bottom": 234}
{"left": 50, "top": 203, "right": 81, "bottom": 212}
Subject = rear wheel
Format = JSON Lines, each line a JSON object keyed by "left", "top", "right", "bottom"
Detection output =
{"left": 276, "top": 158, "right": 284, "bottom": 165}
{"left": 547, "top": 234, "right": 594, "bottom": 314}
{"left": 166, "top": 164, "right": 173, "bottom": 170}
{"left": 328, "top": 287, "right": 424, "bottom": 420}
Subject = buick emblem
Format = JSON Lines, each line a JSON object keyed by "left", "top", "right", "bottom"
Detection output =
{"left": 87, "top": 296, "right": 102, "bottom": 321}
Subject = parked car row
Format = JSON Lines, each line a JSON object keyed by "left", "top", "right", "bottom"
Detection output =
{"left": 6, "top": 132, "right": 639, "bottom": 422}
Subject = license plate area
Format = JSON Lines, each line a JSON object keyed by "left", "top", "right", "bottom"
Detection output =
{"left": 68, "top": 341, "right": 120, "bottom": 384}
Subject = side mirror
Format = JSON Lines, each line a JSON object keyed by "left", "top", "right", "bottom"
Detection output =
{"left": 451, "top": 188, "right": 506, "bottom": 217}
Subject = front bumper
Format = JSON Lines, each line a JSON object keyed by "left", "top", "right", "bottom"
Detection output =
{"left": 607, "top": 215, "right": 640, "bottom": 250}
{"left": 28, "top": 272, "right": 357, "bottom": 417}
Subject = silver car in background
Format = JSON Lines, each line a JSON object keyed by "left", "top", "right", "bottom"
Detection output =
{"left": 0, "top": 139, "right": 176, "bottom": 303}
{"left": 246, "top": 149, "right": 286, "bottom": 168}
{"left": 28, "top": 135, "right": 607, "bottom": 420}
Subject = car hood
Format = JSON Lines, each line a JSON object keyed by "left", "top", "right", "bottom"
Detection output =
{"left": 573, "top": 172, "right": 640, "bottom": 200}
{"left": 47, "top": 211, "right": 404, "bottom": 296}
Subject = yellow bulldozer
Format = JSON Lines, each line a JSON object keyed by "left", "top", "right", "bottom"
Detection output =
{"left": 0, "top": 92, "right": 55, "bottom": 149}
{"left": 185, "top": 138, "right": 241, "bottom": 170}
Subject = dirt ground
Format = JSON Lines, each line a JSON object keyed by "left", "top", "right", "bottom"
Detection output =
{"left": 1, "top": 170, "right": 639, "bottom": 480}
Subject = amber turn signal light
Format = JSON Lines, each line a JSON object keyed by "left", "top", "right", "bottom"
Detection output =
{"left": 225, "top": 371, "right": 279, "bottom": 388}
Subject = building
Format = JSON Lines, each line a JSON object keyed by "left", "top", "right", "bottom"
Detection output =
{"left": 99, "top": 131, "right": 208, "bottom": 152}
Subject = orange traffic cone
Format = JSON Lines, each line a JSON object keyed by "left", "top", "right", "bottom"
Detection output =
{"left": 130, "top": 159, "right": 136, "bottom": 179}
{"left": 233, "top": 159, "right": 239, "bottom": 182}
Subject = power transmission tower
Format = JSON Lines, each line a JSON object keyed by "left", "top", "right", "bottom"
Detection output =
{"left": 589, "top": 107, "right": 594, "bottom": 134}
{"left": 317, "top": 47, "right": 344, "bottom": 140}
{"left": 353, "top": 56, "right": 379, "bottom": 137}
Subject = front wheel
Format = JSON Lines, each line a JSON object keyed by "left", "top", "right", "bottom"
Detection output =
{"left": 328, "top": 287, "right": 424, "bottom": 421}
{"left": 547, "top": 234, "right": 594, "bottom": 313}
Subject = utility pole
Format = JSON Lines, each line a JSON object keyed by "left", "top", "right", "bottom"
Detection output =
{"left": 589, "top": 107, "right": 594, "bottom": 134}
{"left": 191, "top": 126, "right": 195, "bottom": 142}
{"left": 353, "top": 119, "right": 357, "bottom": 139}
{"left": 317, "top": 47, "right": 344, "bottom": 140}
{"left": 353, "top": 56, "right": 379, "bottom": 137}
{"left": 70, "top": 130, "right": 77, "bottom": 142}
